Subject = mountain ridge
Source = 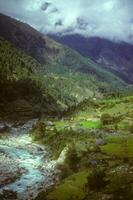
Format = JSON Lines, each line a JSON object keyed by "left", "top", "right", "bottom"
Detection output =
{"left": 50, "top": 34, "right": 133, "bottom": 84}
{"left": 0, "top": 13, "right": 129, "bottom": 120}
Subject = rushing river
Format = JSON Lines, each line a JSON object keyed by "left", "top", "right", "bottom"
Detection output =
{"left": 0, "top": 120, "right": 58, "bottom": 200}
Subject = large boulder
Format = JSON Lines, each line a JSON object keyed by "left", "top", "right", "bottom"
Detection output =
{"left": 56, "top": 146, "right": 69, "bottom": 166}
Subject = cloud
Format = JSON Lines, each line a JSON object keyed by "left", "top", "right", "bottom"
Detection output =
{"left": 41, "top": 2, "right": 51, "bottom": 11}
{"left": 0, "top": 0, "right": 133, "bottom": 43}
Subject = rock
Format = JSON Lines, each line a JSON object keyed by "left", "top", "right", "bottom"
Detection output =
{"left": 89, "top": 160, "right": 98, "bottom": 166}
{"left": 46, "top": 121, "right": 54, "bottom": 126}
{"left": 0, "top": 123, "right": 9, "bottom": 133}
{"left": 96, "top": 139, "right": 107, "bottom": 146}
{"left": 0, "top": 190, "right": 17, "bottom": 200}
{"left": 112, "top": 132, "right": 118, "bottom": 135}
{"left": 56, "top": 146, "right": 69, "bottom": 165}
{"left": 10, "top": 119, "right": 38, "bottom": 134}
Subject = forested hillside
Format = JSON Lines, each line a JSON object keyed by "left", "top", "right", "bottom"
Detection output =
{"left": 0, "top": 4, "right": 133, "bottom": 200}
{"left": 0, "top": 37, "right": 62, "bottom": 120}
{"left": 0, "top": 14, "right": 130, "bottom": 121}
{"left": 0, "top": 36, "right": 128, "bottom": 120}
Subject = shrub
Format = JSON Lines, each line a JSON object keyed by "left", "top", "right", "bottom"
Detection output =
{"left": 57, "top": 142, "right": 81, "bottom": 178}
{"left": 100, "top": 113, "right": 113, "bottom": 125}
{"left": 57, "top": 164, "right": 71, "bottom": 180}
{"left": 33, "top": 121, "right": 46, "bottom": 131}
{"left": 32, "top": 121, "right": 46, "bottom": 141}
{"left": 106, "top": 171, "right": 133, "bottom": 200}
{"left": 86, "top": 168, "right": 108, "bottom": 191}
{"left": 129, "top": 123, "right": 133, "bottom": 133}
{"left": 65, "top": 143, "right": 81, "bottom": 172}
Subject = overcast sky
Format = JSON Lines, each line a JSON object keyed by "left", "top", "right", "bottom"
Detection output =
{"left": 0, "top": 0, "right": 133, "bottom": 42}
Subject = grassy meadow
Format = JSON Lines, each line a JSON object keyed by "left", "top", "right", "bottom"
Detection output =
{"left": 33, "top": 95, "right": 133, "bottom": 200}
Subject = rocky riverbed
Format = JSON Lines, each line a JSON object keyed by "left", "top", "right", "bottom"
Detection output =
{"left": 0, "top": 120, "right": 59, "bottom": 200}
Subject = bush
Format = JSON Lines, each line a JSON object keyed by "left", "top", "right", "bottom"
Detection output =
{"left": 57, "top": 164, "right": 71, "bottom": 180}
{"left": 100, "top": 113, "right": 113, "bottom": 125}
{"left": 32, "top": 121, "right": 46, "bottom": 141}
{"left": 65, "top": 143, "right": 81, "bottom": 172}
{"left": 106, "top": 171, "right": 133, "bottom": 200}
{"left": 86, "top": 168, "right": 108, "bottom": 191}
{"left": 129, "top": 123, "right": 133, "bottom": 133}
{"left": 32, "top": 121, "right": 46, "bottom": 132}
{"left": 57, "top": 142, "right": 81, "bottom": 179}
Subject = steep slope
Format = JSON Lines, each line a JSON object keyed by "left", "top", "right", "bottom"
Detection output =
{"left": 0, "top": 14, "right": 129, "bottom": 120}
{"left": 0, "top": 13, "right": 48, "bottom": 64}
{"left": 50, "top": 34, "right": 133, "bottom": 84}
{"left": 0, "top": 37, "right": 62, "bottom": 120}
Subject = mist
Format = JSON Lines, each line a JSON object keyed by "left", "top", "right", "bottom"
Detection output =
{"left": 0, "top": 0, "right": 133, "bottom": 42}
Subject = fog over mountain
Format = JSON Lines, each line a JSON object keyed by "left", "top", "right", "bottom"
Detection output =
{"left": 0, "top": 0, "right": 133, "bottom": 43}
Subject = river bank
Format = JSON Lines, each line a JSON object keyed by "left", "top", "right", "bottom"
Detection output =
{"left": 0, "top": 120, "right": 59, "bottom": 200}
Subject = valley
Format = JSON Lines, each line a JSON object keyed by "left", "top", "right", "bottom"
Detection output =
{"left": 1, "top": 95, "right": 133, "bottom": 200}
{"left": 0, "top": 14, "right": 128, "bottom": 121}
{"left": 34, "top": 96, "right": 133, "bottom": 200}
{"left": 0, "top": 11, "right": 133, "bottom": 200}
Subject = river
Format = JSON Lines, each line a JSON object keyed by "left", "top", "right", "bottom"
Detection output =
{"left": 0, "top": 120, "right": 58, "bottom": 200}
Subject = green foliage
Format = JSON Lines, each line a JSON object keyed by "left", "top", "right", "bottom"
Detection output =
{"left": 85, "top": 169, "right": 133, "bottom": 200}
{"left": 0, "top": 35, "right": 129, "bottom": 119}
{"left": 32, "top": 121, "right": 46, "bottom": 141}
{"left": 128, "top": 123, "right": 133, "bottom": 133}
{"left": 101, "top": 136, "right": 133, "bottom": 158}
{"left": 32, "top": 124, "right": 90, "bottom": 159}
{"left": 105, "top": 171, "right": 133, "bottom": 200}
{"left": 100, "top": 113, "right": 113, "bottom": 125}
{"left": 0, "top": 37, "right": 63, "bottom": 118}
{"left": 0, "top": 36, "right": 41, "bottom": 82}
{"left": 64, "top": 143, "right": 81, "bottom": 172}
{"left": 56, "top": 140, "right": 90, "bottom": 179}
{"left": 37, "top": 37, "right": 128, "bottom": 107}
{"left": 86, "top": 168, "right": 108, "bottom": 191}
{"left": 47, "top": 171, "right": 88, "bottom": 200}
{"left": 35, "top": 96, "right": 133, "bottom": 200}
{"left": 79, "top": 120, "right": 101, "bottom": 129}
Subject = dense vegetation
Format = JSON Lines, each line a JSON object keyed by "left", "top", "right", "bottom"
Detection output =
{"left": 33, "top": 96, "right": 133, "bottom": 200}
{"left": 1, "top": 13, "right": 133, "bottom": 200}
{"left": 0, "top": 35, "right": 130, "bottom": 120}
{"left": 45, "top": 38, "right": 127, "bottom": 99}
{"left": 0, "top": 13, "right": 129, "bottom": 109}
{"left": 0, "top": 37, "right": 62, "bottom": 120}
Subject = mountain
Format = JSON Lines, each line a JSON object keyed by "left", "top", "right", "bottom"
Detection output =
{"left": 50, "top": 34, "right": 133, "bottom": 84}
{"left": 0, "top": 13, "right": 48, "bottom": 64}
{"left": 0, "top": 14, "right": 128, "bottom": 120}
{"left": 0, "top": 36, "right": 63, "bottom": 120}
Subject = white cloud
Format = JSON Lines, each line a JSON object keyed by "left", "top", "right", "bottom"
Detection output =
{"left": 0, "top": 0, "right": 133, "bottom": 42}
{"left": 103, "top": 1, "right": 115, "bottom": 11}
